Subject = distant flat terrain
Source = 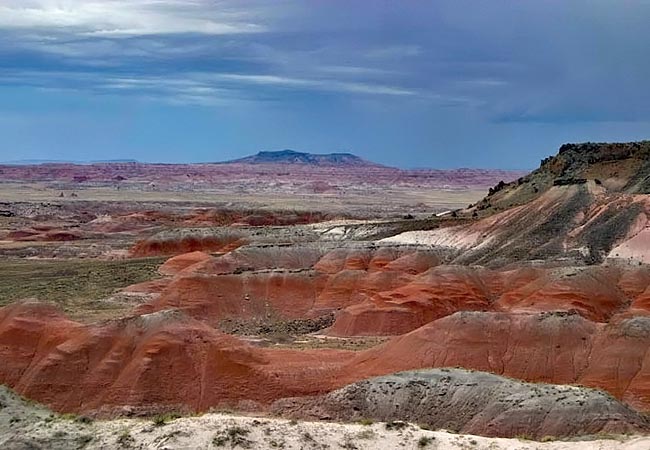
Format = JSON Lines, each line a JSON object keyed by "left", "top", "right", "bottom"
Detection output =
{"left": 0, "top": 159, "right": 524, "bottom": 216}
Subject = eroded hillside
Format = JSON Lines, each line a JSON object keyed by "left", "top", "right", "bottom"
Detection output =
{"left": 1, "top": 142, "right": 650, "bottom": 445}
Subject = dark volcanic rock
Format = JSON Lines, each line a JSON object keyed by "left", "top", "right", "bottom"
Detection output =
{"left": 478, "top": 140, "right": 650, "bottom": 212}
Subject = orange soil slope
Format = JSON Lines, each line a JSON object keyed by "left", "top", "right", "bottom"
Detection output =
{"left": 344, "top": 311, "right": 650, "bottom": 411}
{"left": 0, "top": 302, "right": 354, "bottom": 415}
{"left": 136, "top": 249, "right": 650, "bottom": 336}
{"left": 1, "top": 301, "right": 649, "bottom": 415}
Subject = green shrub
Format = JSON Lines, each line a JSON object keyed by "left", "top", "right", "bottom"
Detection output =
{"left": 117, "top": 429, "right": 135, "bottom": 447}
{"left": 152, "top": 412, "right": 180, "bottom": 426}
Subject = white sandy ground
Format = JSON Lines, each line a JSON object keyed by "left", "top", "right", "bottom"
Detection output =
{"left": 5, "top": 412, "right": 649, "bottom": 450}
{"left": 609, "top": 228, "right": 650, "bottom": 264}
{"left": 380, "top": 226, "right": 484, "bottom": 249}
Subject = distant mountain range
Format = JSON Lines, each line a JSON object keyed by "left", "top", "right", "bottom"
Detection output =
{"left": 1, "top": 159, "right": 139, "bottom": 165}
{"left": 225, "top": 150, "right": 381, "bottom": 167}
{"left": 1, "top": 151, "right": 379, "bottom": 167}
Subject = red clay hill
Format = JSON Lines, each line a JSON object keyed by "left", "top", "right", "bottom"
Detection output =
{"left": 1, "top": 142, "right": 650, "bottom": 440}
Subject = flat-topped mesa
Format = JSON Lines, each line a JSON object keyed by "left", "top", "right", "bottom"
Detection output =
{"left": 228, "top": 149, "right": 381, "bottom": 167}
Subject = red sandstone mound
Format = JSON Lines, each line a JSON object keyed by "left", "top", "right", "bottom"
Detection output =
{"left": 494, "top": 267, "right": 630, "bottom": 321}
{"left": 327, "top": 265, "right": 493, "bottom": 336}
{"left": 0, "top": 301, "right": 83, "bottom": 388}
{"left": 0, "top": 301, "right": 353, "bottom": 415}
{"left": 7, "top": 228, "right": 84, "bottom": 242}
{"left": 130, "top": 228, "right": 248, "bottom": 257}
{"left": 134, "top": 247, "right": 650, "bottom": 336}
{"left": 158, "top": 251, "right": 213, "bottom": 276}
{"left": 341, "top": 311, "right": 650, "bottom": 411}
{"left": 135, "top": 270, "right": 325, "bottom": 321}
{"left": 2, "top": 300, "right": 650, "bottom": 422}
{"left": 136, "top": 247, "right": 446, "bottom": 329}
{"left": 326, "top": 256, "right": 650, "bottom": 336}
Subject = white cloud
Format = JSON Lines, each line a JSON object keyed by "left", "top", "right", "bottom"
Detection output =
{"left": 0, "top": 0, "right": 265, "bottom": 36}
{"left": 208, "top": 73, "right": 416, "bottom": 96}
{"left": 0, "top": 69, "right": 420, "bottom": 107}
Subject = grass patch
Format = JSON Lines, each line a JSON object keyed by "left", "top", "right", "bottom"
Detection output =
{"left": 117, "top": 428, "right": 135, "bottom": 447}
{"left": 0, "top": 257, "right": 164, "bottom": 321}
{"left": 152, "top": 412, "right": 180, "bottom": 427}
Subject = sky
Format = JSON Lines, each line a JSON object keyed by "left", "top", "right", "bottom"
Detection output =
{"left": 0, "top": 0, "right": 649, "bottom": 169}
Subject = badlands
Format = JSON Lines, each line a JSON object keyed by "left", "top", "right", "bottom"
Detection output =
{"left": 1, "top": 145, "right": 650, "bottom": 448}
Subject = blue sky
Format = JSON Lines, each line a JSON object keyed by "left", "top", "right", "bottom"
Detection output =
{"left": 0, "top": 1, "right": 648, "bottom": 168}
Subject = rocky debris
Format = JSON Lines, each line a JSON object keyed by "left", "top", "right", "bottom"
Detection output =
{"left": 478, "top": 141, "right": 650, "bottom": 213}
{"left": 553, "top": 178, "right": 588, "bottom": 186}
{"left": 219, "top": 314, "right": 335, "bottom": 337}
{"left": 273, "top": 368, "right": 650, "bottom": 439}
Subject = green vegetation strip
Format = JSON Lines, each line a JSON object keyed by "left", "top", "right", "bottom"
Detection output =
{"left": 0, "top": 257, "right": 164, "bottom": 308}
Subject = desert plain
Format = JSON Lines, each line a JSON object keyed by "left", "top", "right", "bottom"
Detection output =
{"left": 1, "top": 145, "right": 650, "bottom": 449}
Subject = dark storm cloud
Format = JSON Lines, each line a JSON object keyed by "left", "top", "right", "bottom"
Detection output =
{"left": 0, "top": 0, "right": 648, "bottom": 166}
